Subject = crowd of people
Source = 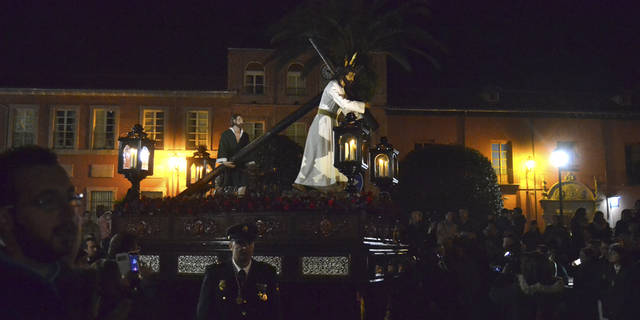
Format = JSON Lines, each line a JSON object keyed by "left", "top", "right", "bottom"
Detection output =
{"left": 3, "top": 145, "right": 640, "bottom": 320}
{"left": 389, "top": 206, "right": 640, "bottom": 320}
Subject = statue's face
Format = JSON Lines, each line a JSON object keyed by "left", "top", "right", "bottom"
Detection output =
{"left": 344, "top": 71, "right": 355, "bottom": 83}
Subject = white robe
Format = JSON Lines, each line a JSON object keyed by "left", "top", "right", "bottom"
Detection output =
{"left": 294, "top": 80, "right": 365, "bottom": 189}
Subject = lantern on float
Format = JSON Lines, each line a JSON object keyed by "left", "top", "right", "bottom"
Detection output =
{"left": 118, "top": 124, "right": 155, "bottom": 202}
{"left": 333, "top": 112, "right": 370, "bottom": 193}
{"left": 186, "top": 145, "right": 215, "bottom": 192}
{"left": 369, "top": 137, "right": 399, "bottom": 192}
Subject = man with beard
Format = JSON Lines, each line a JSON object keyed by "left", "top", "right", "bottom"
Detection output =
{"left": 197, "top": 223, "right": 281, "bottom": 320}
{"left": 0, "top": 146, "right": 81, "bottom": 319}
{"left": 216, "top": 114, "right": 253, "bottom": 196}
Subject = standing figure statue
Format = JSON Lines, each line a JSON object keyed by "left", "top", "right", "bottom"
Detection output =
{"left": 216, "top": 114, "right": 253, "bottom": 196}
{"left": 293, "top": 53, "right": 369, "bottom": 192}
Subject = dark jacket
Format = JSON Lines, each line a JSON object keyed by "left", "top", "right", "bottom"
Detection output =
{"left": 0, "top": 253, "right": 69, "bottom": 320}
{"left": 217, "top": 128, "right": 251, "bottom": 188}
{"left": 197, "top": 259, "right": 281, "bottom": 320}
{"left": 603, "top": 263, "right": 634, "bottom": 320}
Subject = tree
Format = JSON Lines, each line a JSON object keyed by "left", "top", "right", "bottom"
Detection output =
{"left": 249, "top": 135, "right": 304, "bottom": 195}
{"left": 269, "top": 0, "right": 443, "bottom": 100}
{"left": 394, "top": 144, "right": 503, "bottom": 224}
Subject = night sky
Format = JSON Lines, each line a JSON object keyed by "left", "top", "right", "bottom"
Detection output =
{"left": 2, "top": 0, "right": 639, "bottom": 94}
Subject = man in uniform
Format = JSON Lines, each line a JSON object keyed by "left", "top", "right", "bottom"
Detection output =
{"left": 216, "top": 114, "right": 253, "bottom": 196}
{"left": 197, "top": 222, "right": 281, "bottom": 320}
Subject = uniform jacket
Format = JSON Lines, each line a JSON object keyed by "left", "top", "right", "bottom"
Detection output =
{"left": 197, "top": 259, "right": 281, "bottom": 320}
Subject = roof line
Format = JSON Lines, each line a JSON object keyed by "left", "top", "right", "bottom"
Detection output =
{"left": 0, "top": 88, "right": 236, "bottom": 98}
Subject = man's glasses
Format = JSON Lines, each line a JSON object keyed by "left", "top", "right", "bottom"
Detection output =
{"left": 7, "top": 192, "right": 86, "bottom": 212}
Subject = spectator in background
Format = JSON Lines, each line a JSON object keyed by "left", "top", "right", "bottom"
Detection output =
{"left": 570, "top": 208, "right": 589, "bottom": 259}
{"left": 511, "top": 207, "right": 526, "bottom": 236}
{"left": 458, "top": 208, "right": 476, "bottom": 239}
{"left": 522, "top": 220, "right": 543, "bottom": 252}
{"left": 407, "top": 210, "right": 429, "bottom": 257}
{"left": 97, "top": 210, "right": 113, "bottom": 258}
{"left": 570, "top": 247, "right": 604, "bottom": 320}
{"left": 490, "top": 252, "right": 565, "bottom": 320}
{"left": 501, "top": 234, "right": 522, "bottom": 275}
{"left": 437, "top": 211, "right": 458, "bottom": 245}
{"left": 614, "top": 209, "right": 633, "bottom": 238}
{"left": 598, "top": 238, "right": 613, "bottom": 262}
{"left": 80, "top": 210, "right": 100, "bottom": 241}
{"left": 603, "top": 244, "right": 634, "bottom": 320}
{"left": 589, "top": 211, "right": 612, "bottom": 241}
{"left": 496, "top": 208, "right": 512, "bottom": 236}
{"left": 518, "top": 252, "right": 566, "bottom": 319}
{"left": 544, "top": 215, "right": 571, "bottom": 260}
{"left": 484, "top": 221, "right": 503, "bottom": 265}
{"left": 76, "top": 236, "right": 100, "bottom": 267}
{"left": 0, "top": 146, "right": 80, "bottom": 319}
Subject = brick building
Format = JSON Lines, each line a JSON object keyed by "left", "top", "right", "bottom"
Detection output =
{"left": 1, "top": 48, "right": 639, "bottom": 226}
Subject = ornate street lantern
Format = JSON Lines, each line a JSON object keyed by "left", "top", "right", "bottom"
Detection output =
{"left": 370, "top": 137, "right": 399, "bottom": 192}
{"left": 186, "top": 145, "right": 215, "bottom": 189}
{"left": 333, "top": 112, "right": 370, "bottom": 192}
{"left": 118, "top": 124, "right": 155, "bottom": 202}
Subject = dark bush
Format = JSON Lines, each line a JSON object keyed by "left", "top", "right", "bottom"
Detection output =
{"left": 394, "top": 144, "right": 503, "bottom": 223}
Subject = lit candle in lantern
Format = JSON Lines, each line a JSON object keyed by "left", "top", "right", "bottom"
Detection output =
{"left": 197, "top": 166, "right": 203, "bottom": 179}
{"left": 349, "top": 139, "right": 356, "bottom": 161}
{"left": 129, "top": 147, "right": 138, "bottom": 168}
{"left": 344, "top": 142, "right": 350, "bottom": 161}
{"left": 378, "top": 158, "right": 389, "bottom": 177}
{"left": 139, "top": 147, "right": 150, "bottom": 171}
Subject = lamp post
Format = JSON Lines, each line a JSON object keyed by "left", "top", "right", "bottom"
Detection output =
{"left": 168, "top": 153, "right": 180, "bottom": 197}
{"left": 550, "top": 149, "right": 570, "bottom": 216}
{"left": 369, "top": 137, "right": 399, "bottom": 193}
{"left": 525, "top": 156, "right": 536, "bottom": 220}
{"left": 333, "top": 112, "right": 370, "bottom": 193}
{"left": 118, "top": 124, "right": 155, "bottom": 202}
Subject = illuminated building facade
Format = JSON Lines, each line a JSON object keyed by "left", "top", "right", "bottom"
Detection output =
{"left": 1, "top": 49, "right": 638, "bottom": 227}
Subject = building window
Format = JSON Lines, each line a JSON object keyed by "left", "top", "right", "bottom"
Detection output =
{"left": 186, "top": 110, "right": 209, "bottom": 149}
{"left": 491, "top": 142, "right": 513, "bottom": 184}
{"left": 143, "top": 109, "right": 165, "bottom": 149}
{"left": 244, "top": 62, "right": 265, "bottom": 95}
{"left": 90, "top": 190, "right": 114, "bottom": 215}
{"left": 11, "top": 107, "right": 37, "bottom": 147}
{"left": 286, "top": 63, "right": 306, "bottom": 96}
{"left": 242, "top": 121, "right": 265, "bottom": 141}
{"left": 53, "top": 109, "right": 76, "bottom": 149}
{"left": 626, "top": 144, "right": 640, "bottom": 185}
{"left": 92, "top": 108, "right": 117, "bottom": 149}
{"left": 284, "top": 122, "right": 307, "bottom": 146}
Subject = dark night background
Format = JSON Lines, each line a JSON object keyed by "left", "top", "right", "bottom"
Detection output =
{"left": 2, "top": 0, "right": 639, "bottom": 98}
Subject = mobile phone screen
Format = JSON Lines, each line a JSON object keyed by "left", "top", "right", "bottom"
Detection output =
{"left": 129, "top": 254, "right": 140, "bottom": 272}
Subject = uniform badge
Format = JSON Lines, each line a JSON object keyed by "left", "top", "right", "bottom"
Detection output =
{"left": 218, "top": 280, "right": 226, "bottom": 291}
{"left": 257, "top": 283, "right": 268, "bottom": 302}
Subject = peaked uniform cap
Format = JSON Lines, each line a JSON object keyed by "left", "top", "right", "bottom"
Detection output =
{"left": 227, "top": 222, "right": 258, "bottom": 242}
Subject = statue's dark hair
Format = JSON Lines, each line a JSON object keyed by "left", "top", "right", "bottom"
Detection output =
{"left": 0, "top": 145, "right": 59, "bottom": 206}
{"left": 230, "top": 114, "right": 242, "bottom": 126}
